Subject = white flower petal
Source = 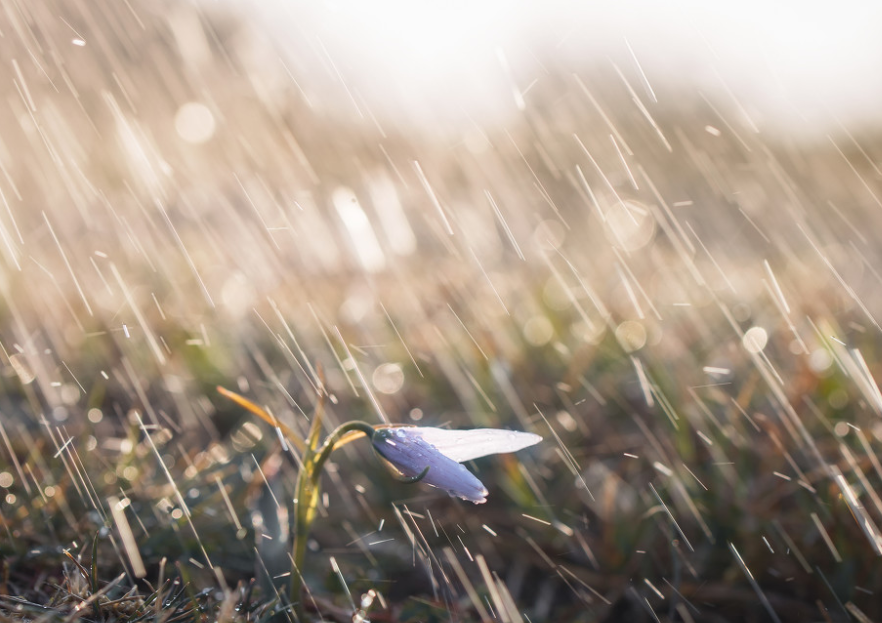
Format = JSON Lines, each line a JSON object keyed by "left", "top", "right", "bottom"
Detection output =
{"left": 413, "top": 427, "right": 542, "bottom": 463}
{"left": 372, "top": 428, "right": 489, "bottom": 503}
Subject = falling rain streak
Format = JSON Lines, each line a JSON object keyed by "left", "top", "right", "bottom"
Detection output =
{"left": 0, "top": 1, "right": 881, "bottom": 622}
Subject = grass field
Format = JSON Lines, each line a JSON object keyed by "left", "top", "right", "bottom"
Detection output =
{"left": 1, "top": 2, "right": 882, "bottom": 622}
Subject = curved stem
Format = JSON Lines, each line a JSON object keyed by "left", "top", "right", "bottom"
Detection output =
{"left": 290, "top": 421, "right": 376, "bottom": 618}
{"left": 312, "top": 421, "right": 377, "bottom": 481}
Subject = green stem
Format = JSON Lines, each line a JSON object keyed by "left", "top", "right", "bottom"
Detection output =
{"left": 289, "top": 421, "right": 376, "bottom": 619}
{"left": 312, "top": 421, "right": 376, "bottom": 478}
{"left": 290, "top": 465, "right": 313, "bottom": 621}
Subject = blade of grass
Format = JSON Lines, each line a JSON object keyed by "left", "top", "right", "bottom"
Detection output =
{"left": 306, "top": 386, "right": 325, "bottom": 452}
{"left": 217, "top": 386, "right": 306, "bottom": 454}
{"left": 62, "top": 549, "right": 91, "bottom": 588}
{"left": 90, "top": 533, "right": 100, "bottom": 596}
{"left": 329, "top": 429, "right": 368, "bottom": 450}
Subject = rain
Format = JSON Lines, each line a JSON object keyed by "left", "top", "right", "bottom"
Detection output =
{"left": 2, "top": 0, "right": 882, "bottom": 621}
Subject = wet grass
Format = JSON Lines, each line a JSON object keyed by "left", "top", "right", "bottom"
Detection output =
{"left": 3, "top": 313, "right": 882, "bottom": 622}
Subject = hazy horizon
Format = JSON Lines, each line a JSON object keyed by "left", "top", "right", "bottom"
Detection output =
{"left": 223, "top": 0, "right": 882, "bottom": 136}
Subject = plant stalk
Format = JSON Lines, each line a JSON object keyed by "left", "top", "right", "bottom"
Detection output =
{"left": 289, "top": 421, "right": 376, "bottom": 620}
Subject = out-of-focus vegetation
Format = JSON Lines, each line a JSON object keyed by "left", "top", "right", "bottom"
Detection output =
{"left": 1, "top": 1, "right": 882, "bottom": 621}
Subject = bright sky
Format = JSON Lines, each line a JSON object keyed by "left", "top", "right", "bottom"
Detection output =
{"left": 230, "top": 0, "right": 882, "bottom": 133}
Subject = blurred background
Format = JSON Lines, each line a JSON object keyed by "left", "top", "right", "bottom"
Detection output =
{"left": 235, "top": 0, "right": 882, "bottom": 133}
{"left": 2, "top": 0, "right": 882, "bottom": 621}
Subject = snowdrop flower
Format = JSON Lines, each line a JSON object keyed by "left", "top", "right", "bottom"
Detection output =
{"left": 371, "top": 427, "right": 542, "bottom": 503}
{"left": 220, "top": 384, "right": 544, "bottom": 615}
